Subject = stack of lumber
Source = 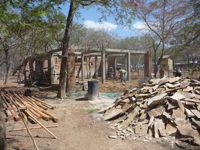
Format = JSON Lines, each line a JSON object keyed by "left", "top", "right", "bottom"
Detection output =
{"left": 103, "top": 77, "right": 200, "bottom": 146}
{"left": 0, "top": 91, "right": 58, "bottom": 123}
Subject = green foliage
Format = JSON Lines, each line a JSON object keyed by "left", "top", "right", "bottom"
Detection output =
{"left": 86, "top": 108, "right": 100, "bottom": 114}
{"left": 0, "top": 0, "right": 67, "bottom": 69}
{"left": 188, "top": 65, "right": 200, "bottom": 79}
{"left": 168, "top": 0, "right": 200, "bottom": 63}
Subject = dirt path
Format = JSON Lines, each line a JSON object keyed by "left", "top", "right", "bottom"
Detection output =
{"left": 6, "top": 96, "right": 132, "bottom": 150}
{"left": 5, "top": 93, "right": 183, "bottom": 150}
{"left": 1, "top": 78, "right": 185, "bottom": 150}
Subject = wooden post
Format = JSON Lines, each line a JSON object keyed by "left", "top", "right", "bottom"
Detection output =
{"left": 102, "top": 47, "right": 106, "bottom": 84}
{"left": 127, "top": 51, "right": 131, "bottom": 81}
{"left": 81, "top": 54, "right": 84, "bottom": 81}
{"left": 123, "top": 53, "right": 127, "bottom": 71}
{"left": 50, "top": 56, "right": 55, "bottom": 84}
{"left": 144, "top": 51, "right": 152, "bottom": 78}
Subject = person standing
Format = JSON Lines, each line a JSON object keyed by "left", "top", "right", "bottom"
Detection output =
{"left": 119, "top": 69, "right": 127, "bottom": 83}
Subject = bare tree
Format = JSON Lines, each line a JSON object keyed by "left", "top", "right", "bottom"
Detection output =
{"left": 130, "top": 0, "right": 190, "bottom": 77}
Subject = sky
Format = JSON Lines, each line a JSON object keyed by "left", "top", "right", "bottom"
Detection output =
{"left": 60, "top": 4, "right": 148, "bottom": 38}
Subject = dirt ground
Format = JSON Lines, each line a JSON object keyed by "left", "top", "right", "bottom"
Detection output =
{"left": 0, "top": 77, "right": 196, "bottom": 150}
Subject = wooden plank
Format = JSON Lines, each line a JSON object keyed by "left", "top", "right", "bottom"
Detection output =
{"left": 25, "top": 110, "right": 57, "bottom": 139}
{"left": 5, "top": 112, "right": 19, "bottom": 122}
{"left": 3, "top": 95, "right": 21, "bottom": 121}
{"left": 41, "top": 110, "right": 58, "bottom": 123}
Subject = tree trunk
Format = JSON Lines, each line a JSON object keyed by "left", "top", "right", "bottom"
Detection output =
{"left": 4, "top": 62, "right": 12, "bottom": 85}
{"left": 153, "top": 49, "right": 157, "bottom": 77}
{"left": 0, "top": 98, "right": 6, "bottom": 150}
{"left": 155, "top": 42, "right": 165, "bottom": 78}
{"left": 3, "top": 47, "right": 10, "bottom": 85}
{"left": 57, "top": 2, "right": 77, "bottom": 98}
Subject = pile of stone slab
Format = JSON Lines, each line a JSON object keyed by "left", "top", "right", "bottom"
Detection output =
{"left": 102, "top": 77, "right": 200, "bottom": 146}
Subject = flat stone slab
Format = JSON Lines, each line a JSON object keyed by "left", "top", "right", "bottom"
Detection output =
{"left": 103, "top": 108, "right": 122, "bottom": 121}
{"left": 147, "top": 93, "right": 167, "bottom": 106}
{"left": 148, "top": 107, "right": 164, "bottom": 117}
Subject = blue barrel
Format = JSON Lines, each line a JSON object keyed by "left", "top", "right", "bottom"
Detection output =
{"left": 87, "top": 80, "right": 98, "bottom": 100}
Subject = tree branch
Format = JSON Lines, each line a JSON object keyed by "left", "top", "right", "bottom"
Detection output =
{"left": 78, "top": 0, "right": 109, "bottom": 6}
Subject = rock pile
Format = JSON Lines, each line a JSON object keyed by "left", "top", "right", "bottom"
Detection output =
{"left": 102, "top": 77, "right": 200, "bottom": 147}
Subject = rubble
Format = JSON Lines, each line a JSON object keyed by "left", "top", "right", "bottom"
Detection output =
{"left": 102, "top": 77, "right": 200, "bottom": 147}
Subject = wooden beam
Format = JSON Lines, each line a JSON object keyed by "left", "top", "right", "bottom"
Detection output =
{"left": 106, "top": 48, "right": 146, "bottom": 54}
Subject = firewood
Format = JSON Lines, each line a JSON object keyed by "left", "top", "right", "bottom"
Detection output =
{"left": 31, "top": 96, "right": 56, "bottom": 109}
{"left": 9, "top": 96, "right": 39, "bottom": 150}
{"left": 2, "top": 94, "right": 21, "bottom": 121}
{"left": 25, "top": 110, "right": 57, "bottom": 139}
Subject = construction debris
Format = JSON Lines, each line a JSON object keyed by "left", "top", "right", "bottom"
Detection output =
{"left": 0, "top": 91, "right": 58, "bottom": 123}
{"left": 102, "top": 77, "right": 200, "bottom": 146}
